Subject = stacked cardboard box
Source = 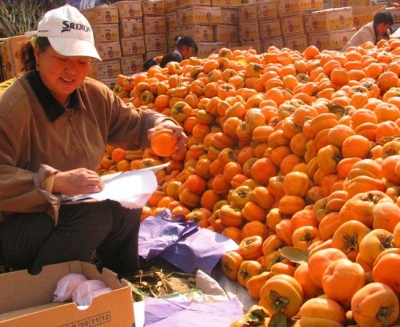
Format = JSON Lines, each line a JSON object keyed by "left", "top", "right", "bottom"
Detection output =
{"left": 113, "top": 1, "right": 145, "bottom": 75}
{"left": 176, "top": 5, "right": 225, "bottom": 57}
{"left": 165, "top": 0, "right": 232, "bottom": 58}
{"left": 238, "top": 2, "right": 264, "bottom": 53}
{"left": 257, "top": 1, "right": 283, "bottom": 50}
{"left": 276, "top": 0, "right": 324, "bottom": 52}
{"left": 81, "top": 5, "right": 121, "bottom": 87}
{"left": 0, "top": 261, "right": 134, "bottom": 326}
{"left": 352, "top": 5, "right": 385, "bottom": 30}
{"left": 213, "top": 6, "right": 240, "bottom": 48}
{"left": 0, "top": 35, "right": 28, "bottom": 81}
{"left": 214, "top": 3, "right": 240, "bottom": 48}
{"left": 305, "top": 7, "right": 357, "bottom": 51}
{"left": 142, "top": 0, "right": 168, "bottom": 61}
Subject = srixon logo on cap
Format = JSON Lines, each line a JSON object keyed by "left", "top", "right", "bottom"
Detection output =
{"left": 61, "top": 20, "right": 91, "bottom": 33}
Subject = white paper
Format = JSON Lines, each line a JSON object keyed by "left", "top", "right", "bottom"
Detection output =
{"left": 62, "top": 169, "right": 158, "bottom": 209}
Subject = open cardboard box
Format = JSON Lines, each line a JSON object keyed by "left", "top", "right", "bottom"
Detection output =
{"left": 0, "top": 261, "right": 134, "bottom": 327}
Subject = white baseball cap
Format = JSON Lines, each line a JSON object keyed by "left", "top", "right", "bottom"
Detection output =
{"left": 36, "top": 4, "right": 101, "bottom": 61}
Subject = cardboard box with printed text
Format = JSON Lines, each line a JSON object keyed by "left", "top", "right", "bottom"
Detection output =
{"left": 0, "top": 261, "right": 134, "bottom": 327}
{"left": 81, "top": 6, "right": 119, "bottom": 24}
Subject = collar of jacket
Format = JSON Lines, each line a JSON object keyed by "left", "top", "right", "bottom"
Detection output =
{"left": 25, "top": 70, "right": 80, "bottom": 122}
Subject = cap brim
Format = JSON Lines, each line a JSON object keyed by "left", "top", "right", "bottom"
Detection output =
{"left": 49, "top": 37, "right": 101, "bottom": 61}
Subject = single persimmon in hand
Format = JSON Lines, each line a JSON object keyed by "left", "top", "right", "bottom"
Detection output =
{"left": 151, "top": 129, "right": 178, "bottom": 157}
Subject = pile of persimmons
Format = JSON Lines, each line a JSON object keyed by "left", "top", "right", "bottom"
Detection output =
{"left": 99, "top": 38, "right": 400, "bottom": 326}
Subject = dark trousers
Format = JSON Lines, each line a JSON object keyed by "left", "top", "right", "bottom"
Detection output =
{"left": 0, "top": 200, "right": 141, "bottom": 276}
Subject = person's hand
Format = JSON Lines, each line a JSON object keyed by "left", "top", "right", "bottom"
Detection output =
{"left": 52, "top": 168, "right": 105, "bottom": 196}
{"left": 148, "top": 120, "right": 188, "bottom": 153}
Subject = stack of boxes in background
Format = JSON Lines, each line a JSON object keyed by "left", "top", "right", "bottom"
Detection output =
{"left": 115, "top": 1, "right": 145, "bottom": 74}
{"left": 237, "top": 1, "right": 282, "bottom": 53}
{"left": 305, "top": 7, "right": 356, "bottom": 51}
{"left": 238, "top": 0, "right": 324, "bottom": 54}
{"left": 165, "top": 0, "right": 243, "bottom": 58}
{"left": 82, "top": 5, "right": 121, "bottom": 88}
{"left": 276, "top": 0, "right": 324, "bottom": 52}
{"left": 0, "top": 35, "right": 27, "bottom": 81}
{"left": 258, "top": 1, "right": 283, "bottom": 50}
{"left": 214, "top": 3, "right": 241, "bottom": 49}
{"left": 142, "top": 0, "right": 168, "bottom": 61}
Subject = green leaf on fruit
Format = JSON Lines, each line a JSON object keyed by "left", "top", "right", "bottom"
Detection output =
{"left": 268, "top": 311, "right": 287, "bottom": 327}
{"left": 279, "top": 246, "right": 309, "bottom": 263}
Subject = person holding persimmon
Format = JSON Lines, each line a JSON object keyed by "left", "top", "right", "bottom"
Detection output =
{"left": 341, "top": 11, "right": 394, "bottom": 51}
{"left": 0, "top": 5, "right": 186, "bottom": 277}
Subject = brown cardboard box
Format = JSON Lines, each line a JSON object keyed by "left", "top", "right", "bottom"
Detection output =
{"left": 343, "top": 0, "right": 370, "bottom": 6}
{"left": 176, "top": 6, "right": 223, "bottom": 26}
{"left": 352, "top": 5, "right": 385, "bottom": 30}
{"left": 143, "top": 16, "right": 167, "bottom": 35}
{"left": 142, "top": 0, "right": 165, "bottom": 16}
{"left": 323, "top": 0, "right": 344, "bottom": 8}
{"left": 238, "top": 3, "right": 258, "bottom": 22}
{"left": 92, "top": 24, "right": 120, "bottom": 43}
{"left": 185, "top": 24, "right": 215, "bottom": 42}
{"left": 0, "top": 261, "right": 134, "bottom": 327}
{"left": 241, "top": 38, "right": 263, "bottom": 53}
{"left": 119, "top": 18, "right": 144, "bottom": 38}
{"left": 145, "top": 51, "right": 164, "bottom": 61}
{"left": 167, "top": 29, "right": 179, "bottom": 47}
{"left": 89, "top": 59, "right": 122, "bottom": 79}
{"left": 144, "top": 34, "right": 168, "bottom": 52}
{"left": 1, "top": 35, "right": 28, "bottom": 80}
{"left": 304, "top": 7, "right": 353, "bottom": 33}
{"left": 112, "top": 1, "right": 143, "bottom": 19}
{"left": 120, "top": 37, "right": 146, "bottom": 56}
{"left": 258, "top": 18, "right": 282, "bottom": 38}
{"left": 257, "top": 1, "right": 278, "bottom": 20}
{"left": 263, "top": 36, "right": 285, "bottom": 50}
{"left": 197, "top": 42, "right": 227, "bottom": 58}
{"left": 239, "top": 21, "right": 260, "bottom": 41}
{"left": 166, "top": 11, "right": 178, "bottom": 29}
{"left": 280, "top": 14, "right": 306, "bottom": 36}
{"left": 308, "top": 27, "right": 356, "bottom": 50}
{"left": 95, "top": 41, "right": 122, "bottom": 60}
{"left": 276, "top": 0, "right": 323, "bottom": 17}
{"left": 214, "top": 25, "right": 239, "bottom": 42}
{"left": 221, "top": 7, "right": 239, "bottom": 25}
{"left": 211, "top": 0, "right": 241, "bottom": 6}
{"left": 284, "top": 33, "right": 309, "bottom": 52}
{"left": 176, "top": 0, "right": 212, "bottom": 9}
{"left": 80, "top": 6, "right": 119, "bottom": 24}
{"left": 120, "top": 55, "right": 144, "bottom": 74}
{"left": 99, "top": 78, "right": 118, "bottom": 89}
{"left": 165, "top": 0, "right": 177, "bottom": 12}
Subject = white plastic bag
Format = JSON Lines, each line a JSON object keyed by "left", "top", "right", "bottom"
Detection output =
{"left": 53, "top": 273, "right": 88, "bottom": 302}
{"left": 72, "top": 279, "right": 111, "bottom": 306}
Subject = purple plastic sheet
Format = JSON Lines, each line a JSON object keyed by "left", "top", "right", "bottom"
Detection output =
{"left": 138, "top": 210, "right": 238, "bottom": 275}
{"left": 143, "top": 296, "right": 243, "bottom": 327}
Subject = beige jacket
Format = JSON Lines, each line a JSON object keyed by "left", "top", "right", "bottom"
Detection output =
{"left": 0, "top": 70, "right": 167, "bottom": 224}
